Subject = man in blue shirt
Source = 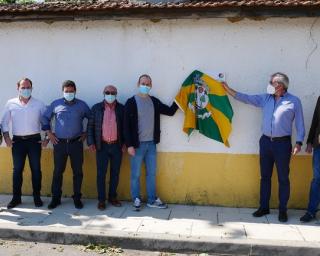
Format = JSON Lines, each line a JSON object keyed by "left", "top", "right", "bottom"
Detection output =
{"left": 223, "top": 72, "right": 305, "bottom": 222}
{"left": 42, "top": 80, "right": 90, "bottom": 209}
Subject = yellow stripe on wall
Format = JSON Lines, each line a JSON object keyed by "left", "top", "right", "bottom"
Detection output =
{"left": 0, "top": 148, "right": 312, "bottom": 208}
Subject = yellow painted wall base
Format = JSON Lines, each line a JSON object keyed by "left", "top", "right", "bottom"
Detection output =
{"left": 0, "top": 148, "right": 312, "bottom": 208}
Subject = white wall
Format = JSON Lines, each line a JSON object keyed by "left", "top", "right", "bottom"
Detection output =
{"left": 0, "top": 17, "right": 319, "bottom": 154}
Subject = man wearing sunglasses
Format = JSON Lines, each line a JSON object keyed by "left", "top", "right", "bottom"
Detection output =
{"left": 87, "top": 85, "right": 125, "bottom": 210}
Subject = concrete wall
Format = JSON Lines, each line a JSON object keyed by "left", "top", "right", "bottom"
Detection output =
{"left": 0, "top": 17, "right": 318, "bottom": 207}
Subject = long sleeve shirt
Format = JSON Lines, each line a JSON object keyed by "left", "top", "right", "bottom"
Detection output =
{"left": 1, "top": 97, "right": 46, "bottom": 136}
{"left": 235, "top": 92, "right": 305, "bottom": 143}
{"left": 307, "top": 96, "right": 320, "bottom": 147}
{"left": 41, "top": 98, "right": 90, "bottom": 139}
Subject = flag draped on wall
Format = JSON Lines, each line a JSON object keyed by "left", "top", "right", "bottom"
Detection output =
{"left": 175, "top": 70, "right": 233, "bottom": 147}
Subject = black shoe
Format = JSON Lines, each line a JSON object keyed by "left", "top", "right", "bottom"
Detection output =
{"left": 73, "top": 199, "right": 83, "bottom": 209}
{"left": 48, "top": 199, "right": 61, "bottom": 209}
{"left": 34, "top": 197, "right": 43, "bottom": 207}
{"left": 7, "top": 198, "right": 21, "bottom": 209}
{"left": 252, "top": 208, "right": 270, "bottom": 217}
{"left": 300, "top": 212, "right": 315, "bottom": 223}
{"left": 278, "top": 211, "right": 288, "bottom": 222}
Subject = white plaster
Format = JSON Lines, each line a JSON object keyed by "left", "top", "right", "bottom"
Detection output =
{"left": 0, "top": 18, "right": 319, "bottom": 154}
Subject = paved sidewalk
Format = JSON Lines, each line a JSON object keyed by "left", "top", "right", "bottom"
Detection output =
{"left": 0, "top": 195, "right": 320, "bottom": 255}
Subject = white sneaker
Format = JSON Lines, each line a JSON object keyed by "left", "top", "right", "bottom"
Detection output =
{"left": 147, "top": 198, "right": 168, "bottom": 209}
{"left": 133, "top": 198, "right": 141, "bottom": 211}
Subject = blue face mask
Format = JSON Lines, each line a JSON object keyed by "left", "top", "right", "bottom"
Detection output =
{"left": 64, "top": 92, "right": 75, "bottom": 102}
{"left": 139, "top": 85, "right": 151, "bottom": 95}
{"left": 105, "top": 94, "right": 116, "bottom": 104}
{"left": 19, "top": 88, "right": 32, "bottom": 99}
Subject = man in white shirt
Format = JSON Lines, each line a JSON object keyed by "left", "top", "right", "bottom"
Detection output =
{"left": 1, "top": 78, "right": 46, "bottom": 209}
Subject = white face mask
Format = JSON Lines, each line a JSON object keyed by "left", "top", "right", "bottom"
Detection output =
{"left": 139, "top": 85, "right": 151, "bottom": 95}
{"left": 19, "top": 88, "right": 32, "bottom": 99}
{"left": 267, "top": 84, "right": 276, "bottom": 94}
{"left": 63, "top": 92, "right": 75, "bottom": 101}
{"left": 105, "top": 94, "right": 116, "bottom": 104}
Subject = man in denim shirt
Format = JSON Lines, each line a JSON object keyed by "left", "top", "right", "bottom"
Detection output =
{"left": 223, "top": 73, "right": 305, "bottom": 222}
{"left": 42, "top": 80, "right": 90, "bottom": 209}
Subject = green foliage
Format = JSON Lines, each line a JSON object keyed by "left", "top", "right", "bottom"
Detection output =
{"left": 82, "top": 243, "right": 124, "bottom": 254}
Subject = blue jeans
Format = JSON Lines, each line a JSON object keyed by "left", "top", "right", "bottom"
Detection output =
{"left": 130, "top": 141, "right": 157, "bottom": 204}
{"left": 259, "top": 135, "right": 292, "bottom": 212}
{"left": 96, "top": 142, "right": 122, "bottom": 202}
{"left": 12, "top": 135, "right": 42, "bottom": 199}
{"left": 306, "top": 146, "right": 320, "bottom": 215}
{"left": 51, "top": 140, "right": 83, "bottom": 200}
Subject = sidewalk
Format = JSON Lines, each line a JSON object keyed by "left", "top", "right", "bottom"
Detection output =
{"left": 0, "top": 195, "right": 320, "bottom": 255}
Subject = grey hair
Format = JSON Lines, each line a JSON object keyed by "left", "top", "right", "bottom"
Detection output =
{"left": 270, "top": 72, "right": 289, "bottom": 90}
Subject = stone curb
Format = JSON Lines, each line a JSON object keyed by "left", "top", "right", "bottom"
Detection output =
{"left": 0, "top": 227, "right": 320, "bottom": 255}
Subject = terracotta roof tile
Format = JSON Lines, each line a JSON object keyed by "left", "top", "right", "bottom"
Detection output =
{"left": 0, "top": 0, "right": 319, "bottom": 15}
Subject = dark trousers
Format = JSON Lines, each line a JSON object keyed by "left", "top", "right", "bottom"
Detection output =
{"left": 51, "top": 140, "right": 83, "bottom": 200}
{"left": 12, "top": 135, "right": 42, "bottom": 199}
{"left": 259, "top": 135, "right": 292, "bottom": 212}
{"left": 307, "top": 146, "right": 320, "bottom": 215}
{"left": 96, "top": 142, "right": 122, "bottom": 202}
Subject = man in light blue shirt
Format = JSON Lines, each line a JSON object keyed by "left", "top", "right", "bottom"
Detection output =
{"left": 223, "top": 72, "right": 305, "bottom": 222}
{"left": 42, "top": 80, "right": 90, "bottom": 209}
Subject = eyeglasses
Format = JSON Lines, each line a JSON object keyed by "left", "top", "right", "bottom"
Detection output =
{"left": 105, "top": 91, "right": 117, "bottom": 95}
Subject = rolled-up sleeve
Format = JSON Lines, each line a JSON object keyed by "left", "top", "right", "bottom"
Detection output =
{"left": 41, "top": 103, "right": 54, "bottom": 131}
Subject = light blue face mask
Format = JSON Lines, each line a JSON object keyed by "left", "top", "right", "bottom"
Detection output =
{"left": 105, "top": 94, "right": 116, "bottom": 104}
{"left": 64, "top": 92, "right": 75, "bottom": 102}
{"left": 19, "top": 88, "right": 32, "bottom": 99}
{"left": 139, "top": 85, "right": 151, "bottom": 95}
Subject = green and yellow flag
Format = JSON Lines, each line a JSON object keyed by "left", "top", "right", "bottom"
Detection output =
{"left": 175, "top": 70, "right": 233, "bottom": 147}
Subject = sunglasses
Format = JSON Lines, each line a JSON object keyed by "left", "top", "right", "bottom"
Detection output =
{"left": 105, "top": 91, "right": 117, "bottom": 95}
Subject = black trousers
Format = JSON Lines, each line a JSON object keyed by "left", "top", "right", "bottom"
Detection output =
{"left": 12, "top": 135, "right": 42, "bottom": 199}
{"left": 51, "top": 140, "right": 83, "bottom": 200}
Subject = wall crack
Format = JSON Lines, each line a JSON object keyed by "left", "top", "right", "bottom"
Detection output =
{"left": 305, "top": 17, "right": 319, "bottom": 70}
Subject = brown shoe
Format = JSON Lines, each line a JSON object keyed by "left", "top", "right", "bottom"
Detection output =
{"left": 97, "top": 201, "right": 106, "bottom": 210}
{"left": 108, "top": 199, "right": 122, "bottom": 207}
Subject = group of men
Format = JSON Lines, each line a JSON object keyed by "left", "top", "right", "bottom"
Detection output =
{"left": 0, "top": 74, "right": 177, "bottom": 212}
{"left": 0, "top": 72, "right": 320, "bottom": 223}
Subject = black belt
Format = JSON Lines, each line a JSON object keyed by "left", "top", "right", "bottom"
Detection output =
{"left": 13, "top": 133, "right": 41, "bottom": 140}
{"left": 103, "top": 140, "right": 118, "bottom": 145}
{"left": 58, "top": 136, "right": 81, "bottom": 143}
{"left": 263, "top": 135, "right": 291, "bottom": 141}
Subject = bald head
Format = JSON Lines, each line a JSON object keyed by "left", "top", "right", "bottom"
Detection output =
{"left": 103, "top": 85, "right": 117, "bottom": 95}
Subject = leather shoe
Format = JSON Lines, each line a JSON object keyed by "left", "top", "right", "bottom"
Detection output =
{"left": 252, "top": 208, "right": 270, "bottom": 217}
{"left": 300, "top": 212, "right": 315, "bottom": 223}
{"left": 48, "top": 199, "right": 61, "bottom": 209}
{"left": 34, "top": 197, "right": 43, "bottom": 207}
{"left": 73, "top": 198, "right": 83, "bottom": 209}
{"left": 278, "top": 211, "right": 288, "bottom": 222}
{"left": 108, "top": 199, "right": 122, "bottom": 207}
{"left": 97, "top": 201, "right": 106, "bottom": 210}
{"left": 7, "top": 198, "right": 21, "bottom": 209}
